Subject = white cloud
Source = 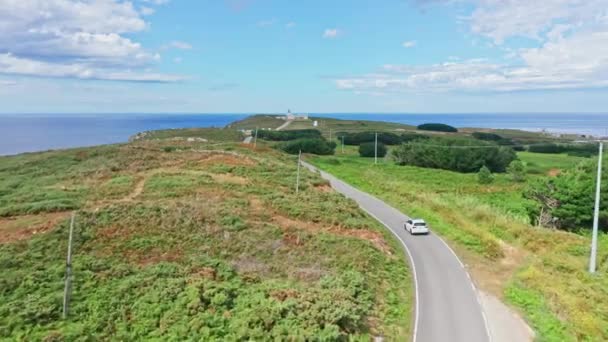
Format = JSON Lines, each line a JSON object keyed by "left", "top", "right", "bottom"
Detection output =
{"left": 402, "top": 40, "right": 417, "bottom": 48}
{"left": 286, "top": 22, "right": 296, "bottom": 29}
{"left": 335, "top": 0, "right": 608, "bottom": 93}
{"left": 323, "top": 28, "right": 341, "bottom": 39}
{"left": 466, "top": 0, "right": 607, "bottom": 44}
{"left": 140, "top": 6, "right": 155, "bottom": 16}
{"left": 0, "top": 53, "right": 185, "bottom": 83}
{"left": 167, "top": 41, "right": 193, "bottom": 50}
{"left": 0, "top": 0, "right": 182, "bottom": 82}
{"left": 141, "top": 0, "right": 170, "bottom": 5}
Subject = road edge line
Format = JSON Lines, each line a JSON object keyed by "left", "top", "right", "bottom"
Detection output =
{"left": 359, "top": 207, "right": 420, "bottom": 342}
{"left": 435, "top": 236, "right": 493, "bottom": 342}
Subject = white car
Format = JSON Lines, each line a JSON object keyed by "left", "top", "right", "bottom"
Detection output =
{"left": 405, "top": 219, "right": 430, "bottom": 235}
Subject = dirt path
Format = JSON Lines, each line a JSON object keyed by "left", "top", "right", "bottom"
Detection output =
{"left": 123, "top": 177, "right": 146, "bottom": 201}
{"left": 276, "top": 119, "right": 293, "bottom": 131}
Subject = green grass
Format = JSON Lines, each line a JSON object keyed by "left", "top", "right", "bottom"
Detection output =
{"left": 309, "top": 150, "right": 608, "bottom": 341}
{"left": 0, "top": 139, "right": 412, "bottom": 341}
{"left": 227, "top": 115, "right": 285, "bottom": 130}
{"left": 518, "top": 152, "right": 587, "bottom": 175}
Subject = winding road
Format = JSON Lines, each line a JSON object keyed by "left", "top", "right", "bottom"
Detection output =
{"left": 302, "top": 162, "right": 490, "bottom": 342}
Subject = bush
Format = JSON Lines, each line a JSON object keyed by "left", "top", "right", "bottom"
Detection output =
{"left": 417, "top": 123, "right": 458, "bottom": 133}
{"left": 477, "top": 166, "right": 494, "bottom": 184}
{"left": 258, "top": 129, "right": 322, "bottom": 141}
{"left": 472, "top": 132, "right": 503, "bottom": 141}
{"left": 359, "top": 142, "right": 387, "bottom": 158}
{"left": 507, "top": 160, "right": 526, "bottom": 182}
{"left": 392, "top": 138, "right": 516, "bottom": 173}
{"left": 524, "top": 159, "right": 608, "bottom": 231}
{"left": 401, "top": 133, "right": 430, "bottom": 143}
{"left": 528, "top": 143, "right": 563, "bottom": 154}
{"left": 342, "top": 132, "right": 403, "bottom": 146}
{"left": 528, "top": 143, "right": 598, "bottom": 157}
{"left": 277, "top": 138, "right": 336, "bottom": 155}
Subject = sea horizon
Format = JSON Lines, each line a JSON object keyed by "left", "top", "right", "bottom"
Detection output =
{"left": 1, "top": 113, "right": 606, "bottom": 157}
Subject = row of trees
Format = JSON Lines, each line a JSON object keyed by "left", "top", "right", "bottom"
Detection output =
{"left": 340, "top": 132, "right": 429, "bottom": 146}
{"left": 258, "top": 129, "right": 321, "bottom": 141}
{"left": 391, "top": 138, "right": 517, "bottom": 173}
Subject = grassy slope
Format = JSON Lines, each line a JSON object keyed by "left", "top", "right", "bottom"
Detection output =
{"left": 227, "top": 115, "right": 285, "bottom": 131}
{"left": 309, "top": 150, "right": 608, "bottom": 341}
{"left": 0, "top": 136, "right": 411, "bottom": 340}
{"left": 131, "top": 127, "right": 244, "bottom": 142}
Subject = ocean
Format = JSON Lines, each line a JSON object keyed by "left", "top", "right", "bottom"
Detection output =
{"left": 0, "top": 113, "right": 606, "bottom": 156}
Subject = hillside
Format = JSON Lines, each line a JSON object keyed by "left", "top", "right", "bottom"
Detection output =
{"left": 0, "top": 134, "right": 411, "bottom": 340}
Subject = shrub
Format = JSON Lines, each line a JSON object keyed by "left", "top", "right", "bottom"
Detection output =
{"left": 528, "top": 143, "right": 598, "bottom": 157}
{"left": 417, "top": 123, "right": 458, "bottom": 133}
{"left": 477, "top": 166, "right": 494, "bottom": 184}
{"left": 277, "top": 138, "right": 336, "bottom": 155}
{"left": 472, "top": 132, "right": 503, "bottom": 141}
{"left": 359, "top": 142, "right": 387, "bottom": 158}
{"left": 524, "top": 159, "right": 608, "bottom": 231}
{"left": 528, "top": 143, "right": 563, "bottom": 154}
{"left": 391, "top": 138, "right": 516, "bottom": 173}
{"left": 401, "top": 133, "right": 430, "bottom": 143}
{"left": 342, "top": 132, "right": 403, "bottom": 146}
{"left": 507, "top": 160, "right": 526, "bottom": 182}
{"left": 258, "top": 129, "right": 322, "bottom": 141}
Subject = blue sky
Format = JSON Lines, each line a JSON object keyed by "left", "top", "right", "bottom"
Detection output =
{"left": 1, "top": 0, "right": 607, "bottom": 113}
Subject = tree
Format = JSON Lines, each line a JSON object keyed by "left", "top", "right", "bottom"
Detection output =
{"left": 391, "top": 138, "right": 516, "bottom": 173}
{"left": 359, "top": 142, "right": 387, "bottom": 158}
{"left": 524, "top": 159, "right": 608, "bottom": 231}
{"left": 477, "top": 166, "right": 494, "bottom": 184}
{"left": 417, "top": 123, "right": 458, "bottom": 133}
{"left": 277, "top": 138, "right": 336, "bottom": 155}
{"left": 507, "top": 160, "right": 526, "bottom": 182}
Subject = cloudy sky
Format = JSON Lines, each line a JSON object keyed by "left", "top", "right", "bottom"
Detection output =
{"left": 0, "top": 0, "right": 607, "bottom": 113}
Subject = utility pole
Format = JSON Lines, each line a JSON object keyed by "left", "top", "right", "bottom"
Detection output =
{"left": 374, "top": 132, "right": 378, "bottom": 165}
{"left": 329, "top": 129, "right": 332, "bottom": 142}
{"left": 63, "top": 213, "right": 76, "bottom": 319}
{"left": 589, "top": 141, "right": 603, "bottom": 273}
{"left": 295, "top": 150, "right": 302, "bottom": 194}
{"left": 253, "top": 127, "right": 258, "bottom": 149}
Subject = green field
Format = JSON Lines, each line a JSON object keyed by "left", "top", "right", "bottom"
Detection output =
{"left": 309, "top": 149, "right": 608, "bottom": 341}
{"left": 0, "top": 134, "right": 412, "bottom": 340}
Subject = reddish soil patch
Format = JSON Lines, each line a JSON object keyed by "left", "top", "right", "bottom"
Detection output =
{"left": 0, "top": 212, "right": 70, "bottom": 244}
{"left": 274, "top": 214, "right": 392, "bottom": 255}
{"left": 314, "top": 183, "right": 333, "bottom": 193}
{"left": 271, "top": 289, "right": 299, "bottom": 301}
{"left": 132, "top": 249, "right": 183, "bottom": 267}
{"left": 548, "top": 168, "right": 561, "bottom": 177}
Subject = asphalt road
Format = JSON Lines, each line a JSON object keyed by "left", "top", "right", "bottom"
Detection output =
{"left": 302, "top": 162, "right": 490, "bottom": 342}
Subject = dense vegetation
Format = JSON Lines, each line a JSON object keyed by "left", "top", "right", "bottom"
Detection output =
{"left": 310, "top": 150, "right": 608, "bottom": 341}
{"left": 0, "top": 136, "right": 411, "bottom": 340}
{"left": 340, "top": 132, "right": 421, "bottom": 146}
{"left": 525, "top": 158, "right": 608, "bottom": 231}
{"left": 417, "top": 123, "right": 458, "bottom": 133}
{"left": 277, "top": 138, "right": 336, "bottom": 155}
{"left": 528, "top": 143, "right": 598, "bottom": 157}
{"left": 392, "top": 138, "right": 517, "bottom": 173}
{"left": 359, "top": 142, "right": 387, "bottom": 158}
{"left": 258, "top": 129, "right": 322, "bottom": 141}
